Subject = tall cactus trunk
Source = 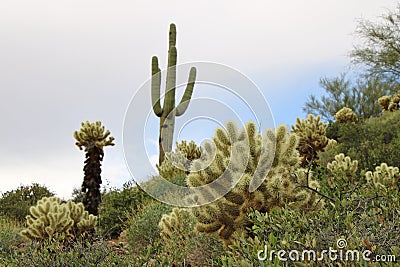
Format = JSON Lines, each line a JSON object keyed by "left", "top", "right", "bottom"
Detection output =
{"left": 82, "top": 146, "right": 103, "bottom": 216}
{"left": 151, "top": 23, "right": 197, "bottom": 166}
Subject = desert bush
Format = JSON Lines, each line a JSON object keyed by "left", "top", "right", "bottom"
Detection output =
{"left": 0, "top": 183, "right": 54, "bottom": 223}
{"left": 97, "top": 180, "right": 152, "bottom": 239}
{"left": 125, "top": 201, "right": 172, "bottom": 252}
{"left": 159, "top": 208, "right": 224, "bottom": 266}
{"left": 325, "top": 110, "right": 400, "bottom": 171}
{"left": 2, "top": 238, "right": 138, "bottom": 267}
{"left": 0, "top": 217, "right": 24, "bottom": 264}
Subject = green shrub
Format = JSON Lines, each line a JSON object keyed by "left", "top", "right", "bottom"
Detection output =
{"left": 98, "top": 181, "right": 152, "bottom": 239}
{"left": 3, "top": 238, "right": 138, "bottom": 266}
{"left": 325, "top": 110, "right": 400, "bottom": 171}
{"left": 0, "top": 183, "right": 54, "bottom": 223}
{"left": 125, "top": 201, "right": 172, "bottom": 252}
{"left": 0, "top": 217, "right": 24, "bottom": 263}
{"left": 159, "top": 208, "right": 224, "bottom": 266}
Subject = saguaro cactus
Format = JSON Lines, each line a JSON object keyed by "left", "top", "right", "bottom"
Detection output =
{"left": 151, "top": 23, "right": 197, "bottom": 165}
{"left": 74, "top": 121, "right": 114, "bottom": 215}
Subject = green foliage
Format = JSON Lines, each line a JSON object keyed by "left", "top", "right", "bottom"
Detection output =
{"left": 2, "top": 237, "right": 139, "bottom": 267}
{"left": 291, "top": 114, "right": 330, "bottom": 166}
{"left": 74, "top": 120, "right": 115, "bottom": 216}
{"left": 20, "top": 196, "right": 97, "bottom": 241}
{"left": 98, "top": 181, "right": 152, "bottom": 239}
{"left": 351, "top": 4, "right": 400, "bottom": 80}
{"left": 0, "top": 183, "right": 54, "bottom": 223}
{"left": 151, "top": 23, "right": 197, "bottom": 165}
{"left": 187, "top": 121, "right": 323, "bottom": 246}
{"left": 125, "top": 201, "right": 172, "bottom": 252}
{"left": 0, "top": 217, "right": 24, "bottom": 263}
{"left": 304, "top": 73, "right": 394, "bottom": 121}
{"left": 325, "top": 110, "right": 400, "bottom": 171}
{"left": 158, "top": 208, "right": 225, "bottom": 266}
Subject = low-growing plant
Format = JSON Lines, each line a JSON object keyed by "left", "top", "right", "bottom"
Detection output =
{"left": 159, "top": 208, "right": 225, "bottom": 265}
{"left": 0, "top": 216, "right": 24, "bottom": 264}
{"left": 3, "top": 237, "right": 138, "bottom": 267}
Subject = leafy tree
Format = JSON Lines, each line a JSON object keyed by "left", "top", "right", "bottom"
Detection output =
{"left": 74, "top": 121, "right": 114, "bottom": 216}
{"left": 0, "top": 183, "right": 54, "bottom": 222}
{"left": 351, "top": 4, "right": 400, "bottom": 80}
{"left": 304, "top": 73, "right": 393, "bottom": 121}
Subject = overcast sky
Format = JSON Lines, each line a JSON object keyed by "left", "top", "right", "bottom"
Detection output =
{"left": 0, "top": 0, "right": 398, "bottom": 199}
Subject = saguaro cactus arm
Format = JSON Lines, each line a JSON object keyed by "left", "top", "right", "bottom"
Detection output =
{"left": 151, "top": 56, "right": 163, "bottom": 116}
{"left": 176, "top": 67, "right": 197, "bottom": 116}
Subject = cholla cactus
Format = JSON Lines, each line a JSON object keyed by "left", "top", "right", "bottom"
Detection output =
{"left": 365, "top": 163, "right": 399, "bottom": 189}
{"left": 74, "top": 121, "right": 114, "bottom": 215}
{"left": 66, "top": 200, "right": 98, "bottom": 234}
{"left": 159, "top": 208, "right": 193, "bottom": 241}
{"left": 187, "top": 121, "right": 323, "bottom": 246}
{"left": 378, "top": 91, "right": 400, "bottom": 112}
{"left": 325, "top": 139, "right": 338, "bottom": 151}
{"left": 327, "top": 153, "right": 358, "bottom": 188}
{"left": 176, "top": 140, "right": 202, "bottom": 161}
{"left": 157, "top": 140, "right": 202, "bottom": 181}
{"left": 291, "top": 114, "right": 329, "bottom": 167}
{"left": 20, "top": 196, "right": 97, "bottom": 241}
{"left": 334, "top": 107, "right": 357, "bottom": 123}
{"left": 157, "top": 151, "right": 189, "bottom": 181}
